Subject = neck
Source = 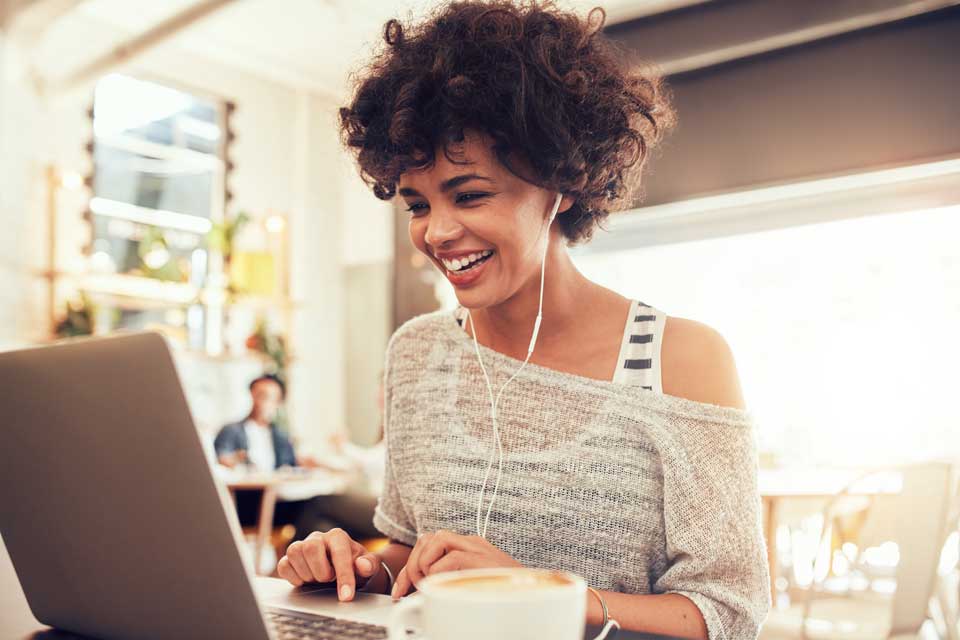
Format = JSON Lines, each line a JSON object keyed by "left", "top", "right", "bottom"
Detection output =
{"left": 248, "top": 415, "right": 271, "bottom": 428}
{"left": 468, "top": 236, "right": 591, "bottom": 358}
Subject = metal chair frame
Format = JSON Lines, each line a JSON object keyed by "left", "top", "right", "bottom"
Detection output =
{"left": 799, "top": 462, "right": 955, "bottom": 640}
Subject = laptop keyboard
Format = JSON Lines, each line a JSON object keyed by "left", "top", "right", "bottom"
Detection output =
{"left": 266, "top": 609, "right": 391, "bottom": 639}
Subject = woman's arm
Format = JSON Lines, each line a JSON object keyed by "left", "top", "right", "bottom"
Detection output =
{"left": 586, "top": 590, "right": 707, "bottom": 639}
{"left": 649, "top": 320, "right": 769, "bottom": 639}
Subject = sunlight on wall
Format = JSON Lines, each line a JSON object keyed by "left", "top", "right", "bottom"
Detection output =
{"left": 574, "top": 205, "right": 960, "bottom": 467}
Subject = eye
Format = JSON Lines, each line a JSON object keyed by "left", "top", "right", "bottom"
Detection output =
{"left": 456, "top": 192, "right": 490, "bottom": 204}
{"left": 405, "top": 202, "right": 429, "bottom": 216}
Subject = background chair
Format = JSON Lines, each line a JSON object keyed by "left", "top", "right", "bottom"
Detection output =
{"left": 930, "top": 470, "right": 960, "bottom": 640}
{"left": 762, "top": 462, "right": 955, "bottom": 639}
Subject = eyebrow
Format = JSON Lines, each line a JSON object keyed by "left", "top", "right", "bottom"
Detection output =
{"left": 398, "top": 173, "right": 494, "bottom": 198}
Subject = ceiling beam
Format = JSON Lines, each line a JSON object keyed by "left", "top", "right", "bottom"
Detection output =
{"left": 601, "top": 0, "right": 712, "bottom": 26}
{"left": 606, "top": 0, "right": 960, "bottom": 76}
{"left": 1, "top": 0, "right": 84, "bottom": 36}
{"left": 42, "top": 0, "right": 237, "bottom": 96}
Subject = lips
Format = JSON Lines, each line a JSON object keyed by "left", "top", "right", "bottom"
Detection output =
{"left": 439, "top": 251, "right": 495, "bottom": 288}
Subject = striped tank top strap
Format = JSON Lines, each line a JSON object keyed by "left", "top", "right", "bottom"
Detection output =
{"left": 611, "top": 300, "right": 666, "bottom": 393}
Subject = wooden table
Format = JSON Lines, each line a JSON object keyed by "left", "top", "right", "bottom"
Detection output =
{"left": 222, "top": 469, "right": 350, "bottom": 574}
{"left": 757, "top": 467, "right": 903, "bottom": 599}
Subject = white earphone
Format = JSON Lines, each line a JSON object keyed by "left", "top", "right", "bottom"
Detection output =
{"left": 465, "top": 193, "right": 621, "bottom": 640}
{"left": 467, "top": 192, "right": 562, "bottom": 540}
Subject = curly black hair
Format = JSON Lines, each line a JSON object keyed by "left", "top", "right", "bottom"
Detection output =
{"left": 339, "top": 0, "right": 675, "bottom": 244}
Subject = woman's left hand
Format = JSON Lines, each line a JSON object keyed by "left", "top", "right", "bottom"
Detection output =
{"left": 392, "top": 530, "right": 522, "bottom": 599}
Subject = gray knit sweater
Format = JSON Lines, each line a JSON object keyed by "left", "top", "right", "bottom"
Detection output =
{"left": 373, "top": 310, "right": 770, "bottom": 639}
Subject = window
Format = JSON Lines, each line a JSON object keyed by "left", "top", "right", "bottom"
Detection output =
{"left": 85, "top": 73, "right": 231, "bottom": 350}
{"left": 573, "top": 204, "right": 960, "bottom": 467}
{"left": 90, "top": 73, "right": 225, "bottom": 282}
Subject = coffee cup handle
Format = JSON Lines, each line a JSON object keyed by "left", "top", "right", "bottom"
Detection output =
{"left": 388, "top": 595, "right": 423, "bottom": 640}
{"left": 590, "top": 619, "right": 620, "bottom": 640}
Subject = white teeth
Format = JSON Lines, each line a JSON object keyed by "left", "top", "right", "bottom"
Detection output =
{"left": 441, "top": 250, "right": 494, "bottom": 272}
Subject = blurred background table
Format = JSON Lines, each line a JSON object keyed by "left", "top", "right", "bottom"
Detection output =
{"left": 220, "top": 468, "right": 351, "bottom": 574}
{"left": 757, "top": 467, "right": 903, "bottom": 599}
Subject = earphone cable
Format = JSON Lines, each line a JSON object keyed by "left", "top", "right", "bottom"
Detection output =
{"left": 471, "top": 193, "right": 561, "bottom": 540}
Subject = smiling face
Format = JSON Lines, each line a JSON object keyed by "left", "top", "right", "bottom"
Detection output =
{"left": 400, "top": 132, "right": 570, "bottom": 311}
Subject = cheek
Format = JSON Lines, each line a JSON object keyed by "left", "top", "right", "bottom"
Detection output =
{"left": 408, "top": 218, "right": 428, "bottom": 255}
{"left": 497, "top": 227, "right": 539, "bottom": 275}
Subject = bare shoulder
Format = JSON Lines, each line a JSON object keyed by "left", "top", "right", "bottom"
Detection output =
{"left": 660, "top": 316, "right": 747, "bottom": 410}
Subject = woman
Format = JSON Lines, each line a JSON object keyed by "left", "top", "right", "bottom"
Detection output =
{"left": 278, "top": 2, "right": 770, "bottom": 638}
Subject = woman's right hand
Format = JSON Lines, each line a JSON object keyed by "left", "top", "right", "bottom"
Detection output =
{"left": 277, "top": 528, "right": 381, "bottom": 602}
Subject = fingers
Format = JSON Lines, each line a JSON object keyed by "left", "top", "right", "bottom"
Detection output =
{"left": 394, "top": 530, "right": 470, "bottom": 600}
{"left": 326, "top": 529, "right": 358, "bottom": 602}
{"left": 389, "top": 531, "right": 509, "bottom": 601}
{"left": 425, "top": 550, "right": 469, "bottom": 576}
{"left": 278, "top": 529, "right": 366, "bottom": 597}
{"left": 396, "top": 532, "right": 432, "bottom": 599}
{"left": 392, "top": 565, "right": 410, "bottom": 601}
{"left": 302, "top": 535, "right": 333, "bottom": 583}
{"left": 414, "top": 530, "right": 481, "bottom": 582}
{"left": 354, "top": 550, "right": 380, "bottom": 579}
{"left": 416, "top": 532, "right": 459, "bottom": 577}
{"left": 276, "top": 556, "right": 303, "bottom": 587}
{"left": 281, "top": 529, "right": 486, "bottom": 601}
{"left": 283, "top": 541, "right": 315, "bottom": 584}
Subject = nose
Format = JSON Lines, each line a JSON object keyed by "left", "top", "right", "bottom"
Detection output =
{"left": 423, "top": 207, "right": 464, "bottom": 249}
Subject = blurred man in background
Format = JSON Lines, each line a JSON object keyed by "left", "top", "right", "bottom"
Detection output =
{"left": 215, "top": 373, "right": 321, "bottom": 540}
{"left": 214, "top": 372, "right": 384, "bottom": 543}
{"left": 214, "top": 373, "right": 298, "bottom": 471}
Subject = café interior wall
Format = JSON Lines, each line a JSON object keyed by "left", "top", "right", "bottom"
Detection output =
{"left": 0, "top": 27, "right": 352, "bottom": 453}
{"left": 0, "top": 32, "right": 43, "bottom": 351}
{"left": 341, "top": 160, "right": 394, "bottom": 447}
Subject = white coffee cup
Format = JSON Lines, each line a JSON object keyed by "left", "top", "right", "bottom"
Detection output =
{"left": 387, "top": 567, "right": 587, "bottom": 640}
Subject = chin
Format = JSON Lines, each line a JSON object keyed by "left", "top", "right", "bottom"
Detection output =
{"left": 452, "top": 292, "right": 486, "bottom": 311}
{"left": 453, "top": 286, "right": 513, "bottom": 313}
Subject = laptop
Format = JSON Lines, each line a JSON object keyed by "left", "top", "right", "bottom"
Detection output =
{"left": 0, "top": 332, "right": 397, "bottom": 640}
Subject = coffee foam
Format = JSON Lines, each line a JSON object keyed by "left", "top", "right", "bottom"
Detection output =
{"left": 436, "top": 571, "right": 572, "bottom": 592}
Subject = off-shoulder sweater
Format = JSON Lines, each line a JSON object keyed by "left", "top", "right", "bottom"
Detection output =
{"left": 374, "top": 310, "right": 771, "bottom": 640}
